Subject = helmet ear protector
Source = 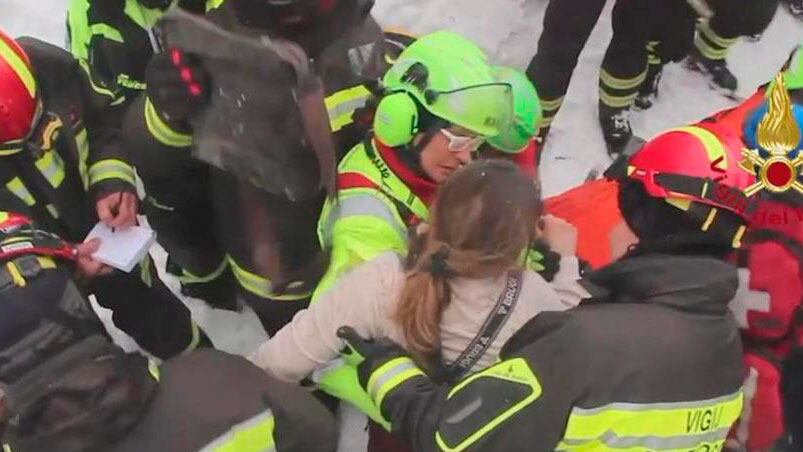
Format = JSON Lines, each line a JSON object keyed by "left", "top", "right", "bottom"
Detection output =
{"left": 373, "top": 63, "right": 441, "bottom": 147}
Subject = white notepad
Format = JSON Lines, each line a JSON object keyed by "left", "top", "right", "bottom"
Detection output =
{"left": 84, "top": 223, "right": 156, "bottom": 273}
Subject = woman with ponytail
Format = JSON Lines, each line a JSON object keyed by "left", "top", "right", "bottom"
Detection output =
{"left": 251, "top": 159, "right": 584, "bottom": 382}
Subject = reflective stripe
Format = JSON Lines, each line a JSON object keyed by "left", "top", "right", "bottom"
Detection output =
{"left": 228, "top": 257, "right": 310, "bottom": 301}
{"left": 139, "top": 253, "right": 152, "bottom": 287}
{"left": 599, "top": 89, "right": 639, "bottom": 108}
{"left": 3, "top": 443, "right": 11, "bottom": 452}
{"left": 89, "top": 23, "right": 124, "bottom": 43}
{"left": 436, "top": 358, "right": 543, "bottom": 452}
{"left": 124, "top": 0, "right": 166, "bottom": 30}
{"left": 88, "top": 159, "right": 136, "bottom": 186}
{"left": 148, "top": 360, "right": 160, "bottom": 380}
{"left": 6, "top": 178, "right": 35, "bottom": 206}
{"left": 200, "top": 409, "right": 277, "bottom": 452}
{"left": 541, "top": 96, "right": 564, "bottom": 112}
{"left": 325, "top": 85, "right": 372, "bottom": 132}
{"left": 75, "top": 128, "right": 90, "bottom": 189}
{"left": 182, "top": 321, "right": 202, "bottom": 354}
{"left": 45, "top": 204, "right": 60, "bottom": 219}
{"left": 366, "top": 357, "right": 425, "bottom": 408}
{"left": 78, "top": 59, "right": 117, "bottom": 100}
{"left": 145, "top": 97, "right": 194, "bottom": 148}
{"left": 206, "top": 0, "right": 225, "bottom": 12}
{"left": 0, "top": 141, "right": 23, "bottom": 156}
{"left": 175, "top": 258, "right": 229, "bottom": 284}
{"left": 600, "top": 68, "right": 648, "bottom": 91}
{"left": 322, "top": 193, "right": 408, "bottom": 246}
{"left": 117, "top": 73, "right": 146, "bottom": 90}
{"left": 702, "top": 207, "right": 718, "bottom": 231}
{"left": 68, "top": 0, "right": 92, "bottom": 59}
{"left": 0, "top": 36, "right": 36, "bottom": 97}
{"left": 36, "top": 256, "right": 56, "bottom": 269}
{"left": 34, "top": 151, "right": 66, "bottom": 188}
{"left": 698, "top": 22, "right": 739, "bottom": 50}
{"left": 558, "top": 389, "right": 743, "bottom": 450}
{"left": 695, "top": 33, "right": 730, "bottom": 60}
{"left": 6, "top": 261, "right": 27, "bottom": 287}
{"left": 559, "top": 428, "right": 731, "bottom": 449}
{"left": 668, "top": 126, "right": 729, "bottom": 169}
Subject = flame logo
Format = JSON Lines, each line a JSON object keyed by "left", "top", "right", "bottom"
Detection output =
{"left": 741, "top": 73, "right": 803, "bottom": 196}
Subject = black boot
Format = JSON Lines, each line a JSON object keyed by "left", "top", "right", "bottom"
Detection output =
{"left": 686, "top": 47, "right": 738, "bottom": 93}
{"left": 635, "top": 64, "right": 663, "bottom": 110}
{"left": 599, "top": 104, "right": 633, "bottom": 156}
{"left": 785, "top": 0, "right": 803, "bottom": 20}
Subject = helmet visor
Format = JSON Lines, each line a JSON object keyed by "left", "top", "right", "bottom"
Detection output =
{"left": 428, "top": 82, "right": 514, "bottom": 139}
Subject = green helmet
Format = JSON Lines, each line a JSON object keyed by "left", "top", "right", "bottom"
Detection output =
{"left": 487, "top": 66, "right": 542, "bottom": 153}
{"left": 380, "top": 31, "right": 513, "bottom": 139}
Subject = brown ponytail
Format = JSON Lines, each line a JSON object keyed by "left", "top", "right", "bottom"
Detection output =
{"left": 394, "top": 160, "right": 542, "bottom": 369}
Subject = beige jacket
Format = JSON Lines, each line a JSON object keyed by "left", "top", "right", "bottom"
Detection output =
{"left": 251, "top": 252, "right": 587, "bottom": 382}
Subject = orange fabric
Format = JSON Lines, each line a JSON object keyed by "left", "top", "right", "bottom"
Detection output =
{"left": 544, "top": 179, "right": 623, "bottom": 269}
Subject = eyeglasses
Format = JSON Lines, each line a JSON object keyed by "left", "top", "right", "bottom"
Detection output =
{"left": 440, "top": 129, "right": 485, "bottom": 153}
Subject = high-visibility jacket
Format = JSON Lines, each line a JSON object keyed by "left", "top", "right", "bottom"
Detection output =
{"left": 124, "top": 0, "right": 386, "bottom": 300}
{"left": 362, "top": 255, "right": 745, "bottom": 452}
{"left": 67, "top": 0, "right": 221, "bottom": 98}
{"left": 0, "top": 38, "right": 133, "bottom": 241}
{"left": 313, "top": 139, "right": 430, "bottom": 301}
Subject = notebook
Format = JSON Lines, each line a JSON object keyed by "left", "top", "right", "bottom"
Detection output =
{"left": 84, "top": 223, "right": 156, "bottom": 273}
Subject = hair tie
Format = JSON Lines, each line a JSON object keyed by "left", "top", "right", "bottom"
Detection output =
{"left": 428, "top": 246, "right": 455, "bottom": 277}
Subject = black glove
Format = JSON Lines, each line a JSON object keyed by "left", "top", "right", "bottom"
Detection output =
{"left": 337, "top": 326, "right": 415, "bottom": 388}
{"left": 145, "top": 48, "right": 210, "bottom": 123}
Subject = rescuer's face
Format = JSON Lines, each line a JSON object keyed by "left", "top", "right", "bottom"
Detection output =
{"left": 419, "top": 127, "right": 479, "bottom": 183}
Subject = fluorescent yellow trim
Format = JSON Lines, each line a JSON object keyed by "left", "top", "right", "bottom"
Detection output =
{"left": 145, "top": 97, "right": 194, "bottom": 148}
{"left": 0, "top": 38, "right": 36, "bottom": 97}
{"left": 5, "top": 262, "right": 26, "bottom": 287}
{"left": 599, "top": 89, "right": 638, "bottom": 108}
{"left": 88, "top": 159, "right": 136, "bottom": 186}
{"left": 36, "top": 256, "right": 57, "bottom": 269}
{"left": 733, "top": 225, "right": 747, "bottom": 248}
{"left": 702, "top": 208, "right": 718, "bottom": 231}
{"left": 437, "top": 358, "right": 542, "bottom": 452}
{"left": 668, "top": 126, "right": 728, "bottom": 169}
{"left": 600, "top": 68, "right": 648, "bottom": 91}
{"left": 89, "top": 23, "right": 124, "bottom": 43}
{"left": 665, "top": 197, "right": 692, "bottom": 211}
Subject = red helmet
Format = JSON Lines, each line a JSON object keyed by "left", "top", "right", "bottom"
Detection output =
{"left": 0, "top": 31, "right": 38, "bottom": 145}
{"left": 624, "top": 125, "right": 758, "bottom": 247}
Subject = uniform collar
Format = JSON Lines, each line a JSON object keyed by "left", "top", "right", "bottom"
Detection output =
{"left": 581, "top": 255, "right": 738, "bottom": 315}
{"left": 374, "top": 140, "right": 438, "bottom": 206}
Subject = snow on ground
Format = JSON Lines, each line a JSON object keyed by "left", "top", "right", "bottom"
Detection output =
{"left": 2, "top": 1, "right": 801, "bottom": 450}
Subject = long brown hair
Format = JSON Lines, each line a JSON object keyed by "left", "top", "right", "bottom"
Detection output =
{"left": 394, "top": 160, "right": 542, "bottom": 368}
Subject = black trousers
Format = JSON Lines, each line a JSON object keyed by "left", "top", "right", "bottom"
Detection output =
{"left": 526, "top": 0, "right": 608, "bottom": 128}
{"left": 696, "top": 0, "right": 779, "bottom": 60}
{"left": 599, "top": 0, "right": 696, "bottom": 111}
{"left": 141, "top": 162, "right": 321, "bottom": 337}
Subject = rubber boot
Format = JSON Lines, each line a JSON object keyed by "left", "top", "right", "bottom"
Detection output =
{"left": 599, "top": 104, "right": 633, "bottom": 156}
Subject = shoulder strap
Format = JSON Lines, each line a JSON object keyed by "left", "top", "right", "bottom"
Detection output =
{"left": 442, "top": 271, "right": 524, "bottom": 384}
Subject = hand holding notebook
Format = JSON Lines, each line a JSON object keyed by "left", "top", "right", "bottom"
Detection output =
{"left": 84, "top": 223, "right": 156, "bottom": 273}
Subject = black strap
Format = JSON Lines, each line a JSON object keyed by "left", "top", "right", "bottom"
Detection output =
{"left": 443, "top": 271, "right": 524, "bottom": 384}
